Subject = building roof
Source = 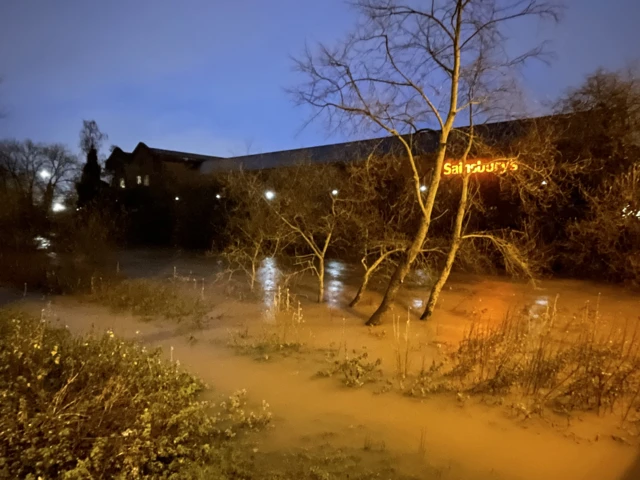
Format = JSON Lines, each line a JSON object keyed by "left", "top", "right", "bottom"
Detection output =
{"left": 105, "top": 114, "right": 572, "bottom": 175}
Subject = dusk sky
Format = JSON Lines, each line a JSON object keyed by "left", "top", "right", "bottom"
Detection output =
{"left": 0, "top": 0, "right": 638, "bottom": 158}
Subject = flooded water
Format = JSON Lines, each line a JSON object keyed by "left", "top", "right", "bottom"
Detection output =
{"left": 7, "top": 249, "right": 639, "bottom": 479}
{"left": 114, "top": 249, "right": 639, "bottom": 330}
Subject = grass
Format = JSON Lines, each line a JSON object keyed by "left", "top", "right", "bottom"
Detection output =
{"left": 408, "top": 297, "right": 640, "bottom": 421}
{"left": 189, "top": 441, "right": 436, "bottom": 480}
{"left": 89, "top": 277, "right": 213, "bottom": 326}
{"left": 317, "top": 349, "right": 383, "bottom": 388}
{"left": 0, "top": 309, "right": 270, "bottom": 479}
{"left": 392, "top": 310, "right": 412, "bottom": 384}
{"left": 227, "top": 287, "right": 307, "bottom": 360}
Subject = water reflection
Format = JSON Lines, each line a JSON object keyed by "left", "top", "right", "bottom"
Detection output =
{"left": 412, "top": 269, "right": 431, "bottom": 286}
{"left": 528, "top": 296, "right": 549, "bottom": 320}
{"left": 325, "top": 260, "right": 346, "bottom": 307}
{"left": 34, "top": 236, "right": 51, "bottom": 250}
{"left": 257, "top": 257, "right": 280, "bottom": 312}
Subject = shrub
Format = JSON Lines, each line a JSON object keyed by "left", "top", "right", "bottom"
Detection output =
{"left": 0, "top": 311, "right": 270, "bottom": 479}
{"left": 318, "top": 351, "right": 383, "bottom": 388}
{"left": 90, "top": 278, "right": 211, "bottom": 324}
{"left": 409, "top": 300, "right": 640, "bottom": 417}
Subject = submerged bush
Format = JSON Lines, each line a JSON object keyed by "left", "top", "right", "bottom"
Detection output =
{"left": 409, "top": 301, "right": 640, "bottom": 416}
{"left": 90, "top": 278, "right": 211, "bottom": 324}
{"left": 0, "top": 311, "right": 269, "bottom": 479}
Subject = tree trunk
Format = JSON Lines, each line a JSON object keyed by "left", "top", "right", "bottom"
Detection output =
{"left": 421, "top": 174, "right": 470, "bottom": 320}
{"left": 250, "top": 261, "right": 256, "bottom": 292}
{"left": 366, "top": 142, "right": 450, "bottom": 326}
{"left": 317, "top": 256, "right": 325, "bottom": 303}
{"left": 350, "top": 249, "right": 399, "bottom": 307}
{"left": 366, "top": 219, "right": 429, "bottom": 325}
{"left": 349, "top": 272, "right": 369, "bottom": 307}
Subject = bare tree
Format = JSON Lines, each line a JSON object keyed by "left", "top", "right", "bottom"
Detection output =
{"left": 0, "top": 139, "right": 42, "bottom": 207}
{"left": 220, "top": 170, "right": 290, "bottom": 291}
{"left": 224, "top": 163, "right": 347, "bottom": 302}
{"left": 566, "top": 165, "right": 640, "bottom": 283}
{"left": 38, "top": 144, "right": 79, "bottom": 212}
{"left": 0, "top": 140, "right": 79, "bottom": 212}
{"left": 340, "top": 151, "right": 419, "bottom": 306}
{"left": 553, "top": 68, "right": 640, "bottom": 282}
{"left": 266, "top": 163, "right": 346, "bottom": 303}
{"left": 292, "top": 0, "right": 559, "bottom": 325}
{"left": 79, "top": 120, "right": 108, "bottom": 156}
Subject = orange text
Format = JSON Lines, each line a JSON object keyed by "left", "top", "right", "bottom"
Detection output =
{"left": 443, "top": 159, "right": 518, "bottom": 176}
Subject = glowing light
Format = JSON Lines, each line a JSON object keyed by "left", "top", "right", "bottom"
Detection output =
{"left": 39, "top": 170, "right": 51, "bottom": 180}
{"left": 419, "top": 185, "right": 427, "bottom": 192}
{"left": 175, "top": 196, "right": 180, "bottom": 201}
{"left": 34, "top": 236, "right": 51, "bottom": 250}
{"left": 443, "top": 158, "right": 518, "bottom": 176}
{"left": 216, "top": 194, "right": 221, "bottom": 199}
{"left": 52, "top": 202, "right": 66, "bottom": 212}
{"left": 264, "top": 190, "right": 275, "bottom": 200}
{"left": 331, "top": 189, "right": 339, "bottom": 196}
{"left": 541, "top": 180, "right": 548, "bottom": 186}
{"left": 622, "top": 204, "right": 640, "bottom": 219}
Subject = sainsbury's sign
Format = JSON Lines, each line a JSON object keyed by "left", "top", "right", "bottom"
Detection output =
{"left": 443, "top": 158, "right": 518, "bottom": 176}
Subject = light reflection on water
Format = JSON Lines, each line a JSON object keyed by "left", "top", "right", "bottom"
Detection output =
{"left": 257, "top": 257, "right": 280, "bottom": 311}
{"left": 325, "top": 259, "right": 346, "bottom": 307}
{"left": 528, "top": 296, "right": 549, "bottom": 320}
{"left": 255, "top": 258, "right": 349, "bottom": 309}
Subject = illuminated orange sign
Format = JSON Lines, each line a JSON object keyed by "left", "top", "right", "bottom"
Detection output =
{"left": 443, "top": 158, "right": 518, "bottom": 176}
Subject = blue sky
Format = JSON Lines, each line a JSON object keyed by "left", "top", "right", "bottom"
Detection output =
{"left": 0, "top": 0, "right": 638, "bottom": 157}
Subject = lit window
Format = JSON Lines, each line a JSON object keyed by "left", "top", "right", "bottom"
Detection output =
{"left": 119, "top": 178, "right": 125, "bottom": 188}
{"left": 137, "top": 175, "right": 142, "bottom": 185}
{"left": 143, "top": 175, "right": 149, "bottom": 186}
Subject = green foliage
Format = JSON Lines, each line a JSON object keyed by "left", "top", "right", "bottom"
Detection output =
{"left": 91, "top": 278, "right": 211, "bottom": 324}
{"left": 318, "top": 351, "right": 382, "bottom": 388}
{"left": 0, "top": 311, "right": 270, "bottom": 479}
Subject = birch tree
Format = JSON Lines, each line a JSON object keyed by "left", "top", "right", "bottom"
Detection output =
{"left": 292, "top": 0, "right": 559, "bottom": 325}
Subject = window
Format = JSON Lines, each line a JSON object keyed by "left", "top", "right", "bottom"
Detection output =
{"left": 119, "top": 178, "right": 125, "bottom": 188}
{"left": 136, "top": 175, "right": 142, "bottom": 185}
{"left": 143, "top": 175, "right": 149, "bottom": 186}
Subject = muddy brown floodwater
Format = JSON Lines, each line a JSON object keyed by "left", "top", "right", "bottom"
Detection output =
{"left": 6, "top": 249, "right": 640, "bottom": 480}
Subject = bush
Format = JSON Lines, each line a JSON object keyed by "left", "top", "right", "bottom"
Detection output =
{"left": 90, "top": 278, "right": 211, "bottom": 324}
{"left": 0, "top": 311, "right": 270, "bottom": 479}
{"left": 409, "top": 300, "right": 640, "bottom": 417}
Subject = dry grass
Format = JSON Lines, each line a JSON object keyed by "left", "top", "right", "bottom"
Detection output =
{"left": 392, "top": 309, "right": 412, "bottom": 384}
{"left": 227, "top": 287, "right": 307, "bottom": 359}
{"left": 410, "top": 297, "right": 640, "bottom": 421}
